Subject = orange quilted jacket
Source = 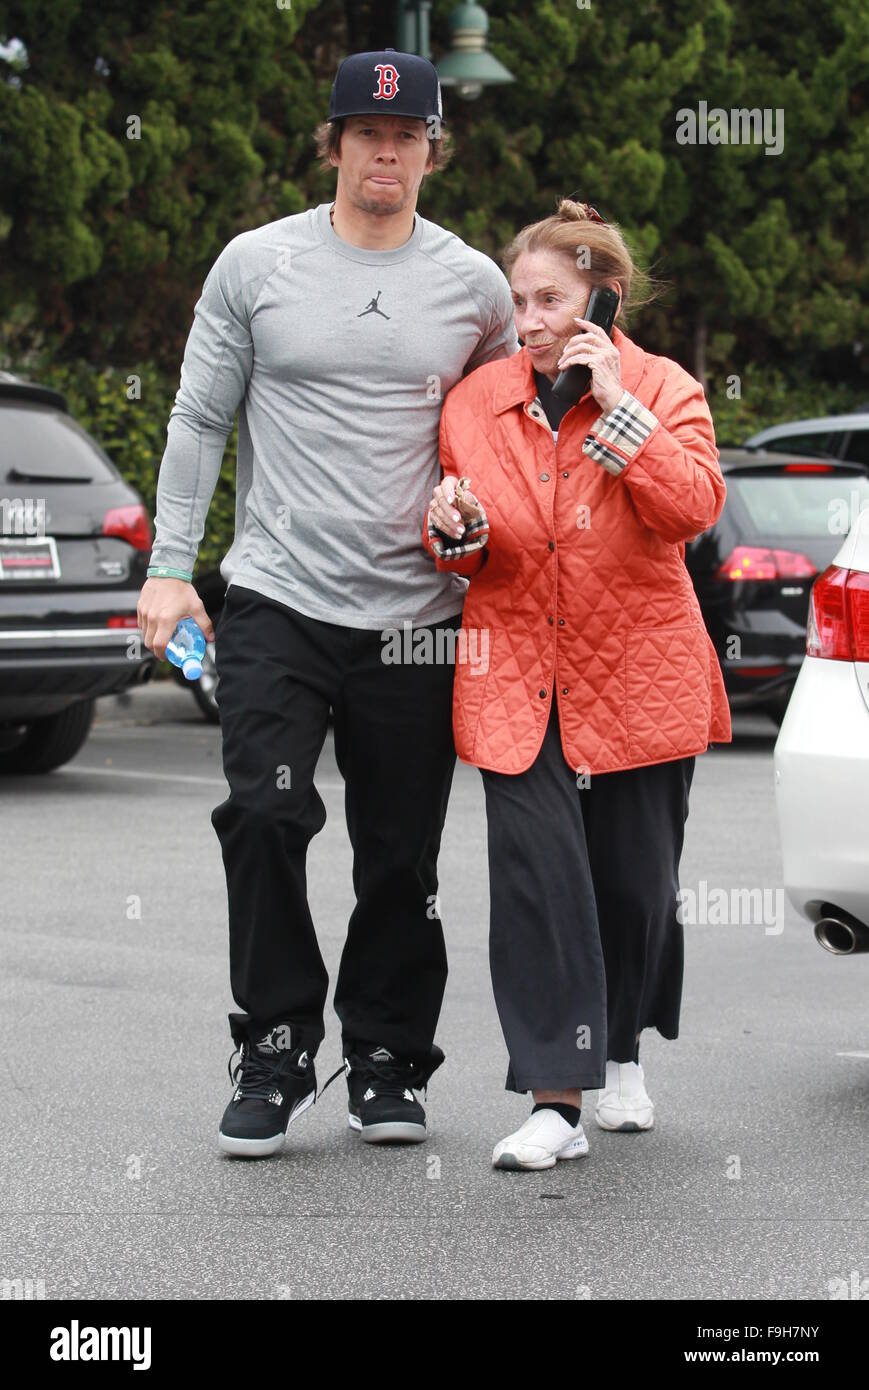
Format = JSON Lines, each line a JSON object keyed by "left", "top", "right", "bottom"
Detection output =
{"left": 421, "top": 327, "right": 732, "bottom": 775}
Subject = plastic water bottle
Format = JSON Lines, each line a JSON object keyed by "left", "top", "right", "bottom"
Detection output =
{"left": 166, "top": 617, "right": 206, "bottom": 680}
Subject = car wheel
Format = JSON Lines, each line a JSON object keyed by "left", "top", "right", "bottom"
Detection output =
{"left": 0, "top": 699, "right": 96, "bottom": 774}
{"left": 189, "top": 637, "right": 220, "bottom": 723}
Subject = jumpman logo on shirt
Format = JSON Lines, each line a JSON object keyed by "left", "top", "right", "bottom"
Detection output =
{"left": 357, "top": 290, "right": 390, "bottom": 320}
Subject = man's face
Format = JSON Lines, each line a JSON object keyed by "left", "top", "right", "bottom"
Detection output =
{"left": 330, "top": 114, "right": 434, "bottom": 215}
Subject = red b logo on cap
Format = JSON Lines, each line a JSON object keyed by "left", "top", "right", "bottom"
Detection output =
{"left": 373, "top": 64, "right": 400, "bottom": 100}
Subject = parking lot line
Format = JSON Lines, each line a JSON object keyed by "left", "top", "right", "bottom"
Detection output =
{"left": 62, "top": 765, "right": 228, "bottom": 787}
{"left": 60, "top": 764, "right": 346, "bottom": 791}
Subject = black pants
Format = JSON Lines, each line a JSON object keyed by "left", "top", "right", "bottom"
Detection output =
{"left": 210, "top": 584, "right": 460, "bottom": 1058}
{"left": 481, "top": 697, "right": 695, "bottom": 1094}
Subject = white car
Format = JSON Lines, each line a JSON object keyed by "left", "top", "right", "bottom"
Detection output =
{"left": 774, "top": 503, "right": 869, "bottom": 954}
{"left": 745, "top": 411, "right": 869, "bottom": 467}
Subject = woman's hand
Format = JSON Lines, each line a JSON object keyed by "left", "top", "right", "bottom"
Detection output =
{"left": 556, "top": 315, "right": 623, "bottom": 415}
{"left": 429, "top": 475, "right": 467, "bottom": 540}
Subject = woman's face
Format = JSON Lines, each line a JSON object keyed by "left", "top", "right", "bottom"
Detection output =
{"left": 510, "top": 250, "right": 597, "bottom": 382}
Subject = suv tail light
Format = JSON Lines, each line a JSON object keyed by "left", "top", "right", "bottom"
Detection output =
{"left": 102, "top": 504, "right": 152, "bottom": 551}
{"left": 806, "top": 564, "right": 869, "bottom": 660}
{"left": 715, "top": 546, "right": 818, "bottom": 581}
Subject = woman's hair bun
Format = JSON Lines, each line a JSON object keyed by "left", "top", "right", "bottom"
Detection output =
{"left": 556, "top": 197, "right": 593, "bottom": 221}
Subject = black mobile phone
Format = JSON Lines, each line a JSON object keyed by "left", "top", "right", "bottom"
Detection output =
{"left": 550, "top": 285, "right": 620, "bottom": 403}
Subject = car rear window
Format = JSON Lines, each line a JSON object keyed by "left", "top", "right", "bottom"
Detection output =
{"left": 729, "top": 470, "right": 869, "bottom": 538}
{"left": 764, "top": 431, "right": 839, "bottom": 457}
{"left": 0, "top": 403, "right": 117, "bottom": 484}
{"left": 841, "top": 430, "right": 869, "bottom": 466}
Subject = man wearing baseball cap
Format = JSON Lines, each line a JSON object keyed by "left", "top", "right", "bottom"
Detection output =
{"left": 137, "top": 50, "right": 518, "bottom": 1156}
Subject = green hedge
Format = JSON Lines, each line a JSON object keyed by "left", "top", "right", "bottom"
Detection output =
{"left": 706, "top": 367, "right": 862, "bottom": 447}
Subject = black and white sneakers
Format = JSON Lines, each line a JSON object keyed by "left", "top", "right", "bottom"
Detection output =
{"left": 218, "top": 1020, "right": 446, "bottom": 1153}
{"left": 341, "top": 1043, "right": 445, "bottom": 1143}
{"left": 218, "top": 1015, "right": 317, "bottom": 1158}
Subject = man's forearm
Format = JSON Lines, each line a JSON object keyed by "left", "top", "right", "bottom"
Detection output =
{"left": 147, "top": 238, "right": 255, "bottom": 579}
{"left": 146, "top": 416, "right": 227, "bottom": 579}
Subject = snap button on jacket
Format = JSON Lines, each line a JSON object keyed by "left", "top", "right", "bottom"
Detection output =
{"left": 422, "top": 328, "right": 733, "bottom": 775}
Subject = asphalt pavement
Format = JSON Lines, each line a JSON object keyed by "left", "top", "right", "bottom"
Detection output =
{"left": 1, "top": 679, "right": 866, "bottom": 1300}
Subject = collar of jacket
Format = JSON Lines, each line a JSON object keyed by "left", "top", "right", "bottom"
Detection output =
{"left": 491, "top": 324, "right": 646, "bottom": 415}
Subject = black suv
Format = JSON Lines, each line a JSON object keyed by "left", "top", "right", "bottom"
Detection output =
{"left": 686, "top": 448, "right": 869, "bottom": 723}
{"left": 0, "top": 373, "right": 156, "bottom": 772}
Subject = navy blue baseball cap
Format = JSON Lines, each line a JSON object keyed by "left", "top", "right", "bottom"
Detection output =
{"left": 328, "top": 49, "right": 445, "bottom": 125}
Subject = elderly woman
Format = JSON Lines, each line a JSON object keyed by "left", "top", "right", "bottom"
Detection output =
{"left": 423, "top": 198, "right": 731, "bottom": 1170}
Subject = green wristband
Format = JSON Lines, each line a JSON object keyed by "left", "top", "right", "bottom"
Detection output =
{"left": 146, "top": 565, "right": 194, "bottom": 581}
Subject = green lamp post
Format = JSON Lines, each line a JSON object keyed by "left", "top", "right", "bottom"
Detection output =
{"left": 397, "top": 2, "right": 515, "bottom": 100}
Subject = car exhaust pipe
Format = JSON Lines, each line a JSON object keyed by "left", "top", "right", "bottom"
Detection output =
{"left": 814, "top": 914, "right": 869, "bottom": 955}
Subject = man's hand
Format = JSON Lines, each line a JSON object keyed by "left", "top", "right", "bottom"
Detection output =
{"left": 137, "top": 578, "right": 215, "bottom": 660}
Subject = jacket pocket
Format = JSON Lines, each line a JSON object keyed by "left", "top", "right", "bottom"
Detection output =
{"left": 625, "top": 622, "right": 712, "bottom": 763}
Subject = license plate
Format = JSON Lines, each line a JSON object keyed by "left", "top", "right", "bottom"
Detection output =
{"left": 0, "top": 536, "right": 61, "bottom": 580}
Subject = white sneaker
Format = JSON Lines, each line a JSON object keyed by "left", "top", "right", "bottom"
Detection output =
{"left": 594, "top": 1061, "right": 654, "bottom": 1131}
{"left": 492, "top": 1109, "right": 589, "bottom": 1170}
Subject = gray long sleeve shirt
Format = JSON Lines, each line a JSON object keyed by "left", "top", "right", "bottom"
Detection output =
{"left": 147, "top": 201, "right": 519, "bottom": 628}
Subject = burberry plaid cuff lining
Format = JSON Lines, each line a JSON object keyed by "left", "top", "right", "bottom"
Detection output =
{"left": 427, "top": 508, "right": 490, "bottom": 560}
{"left": 583, "top": 390, "right": 660, "bottom": 476}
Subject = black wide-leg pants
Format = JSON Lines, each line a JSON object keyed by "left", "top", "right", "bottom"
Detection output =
{"left": 210, "top": 583, "right": 460, "bottom": 1059}
{"left": 481, "top": 697, "right": 695, "bottom": 1094}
